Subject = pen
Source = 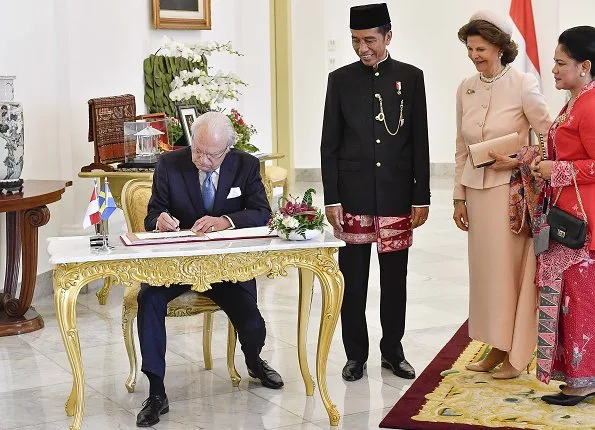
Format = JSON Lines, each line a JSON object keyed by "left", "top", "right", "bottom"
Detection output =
{"left": 163, "top": 210, "right": 180, "bottom": 232}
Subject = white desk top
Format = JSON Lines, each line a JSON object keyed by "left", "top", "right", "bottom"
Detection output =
{"left": 47, "top": 230, "right": 345, "bottom": 264}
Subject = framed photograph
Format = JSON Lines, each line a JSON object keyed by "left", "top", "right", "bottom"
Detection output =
{"left": 153, "top": 0, "right": 211, "bottom": 30}
{"left": 177, "top": 105, "right": 199, "bottom": 146}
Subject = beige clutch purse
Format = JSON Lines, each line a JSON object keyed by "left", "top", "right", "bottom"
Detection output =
{"left": 468, "top": 132, "right": 520, "bottom": 168}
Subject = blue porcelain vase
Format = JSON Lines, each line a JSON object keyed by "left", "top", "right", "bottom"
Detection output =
{"left": 0, "top": 76, "right": 24, "bottom": 192}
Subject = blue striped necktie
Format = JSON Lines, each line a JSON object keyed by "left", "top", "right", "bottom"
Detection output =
{"left": 202, "top": 171, "right": 216, "bottom": 213}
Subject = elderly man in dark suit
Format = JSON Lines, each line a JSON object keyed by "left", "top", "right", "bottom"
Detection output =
{"left": 136, "top": 112, "right": 283, "bottom": 427}
{"left": 321, "top": 3, "right": 431, "bottom": 382}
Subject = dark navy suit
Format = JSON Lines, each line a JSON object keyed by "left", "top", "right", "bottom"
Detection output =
{"left": 137, "top": 147, "right": 271, "bottom": 380}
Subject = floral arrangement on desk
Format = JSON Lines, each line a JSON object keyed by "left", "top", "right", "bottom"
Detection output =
{"left": 146, "top": 37, "right": 260, "bottom": 153}
{"left": 269, "top": 188, "right": 326, "bottom": 240}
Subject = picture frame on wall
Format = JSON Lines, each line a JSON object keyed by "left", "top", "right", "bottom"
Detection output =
{"left": 153, "top": 0, "right": 211, "bottom": 30}
{"left": 177, "top": 105, "right": 199, "bottom": 146}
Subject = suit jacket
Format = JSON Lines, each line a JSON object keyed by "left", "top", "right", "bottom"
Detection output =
{"left": 145, "top": 147, "right": 271, "bottom": 232}
{"left": 453, "top": 67, "right": 551, "bottom": 199}
{"left": 320, "top": 55, "right": 430, "bottom": 216}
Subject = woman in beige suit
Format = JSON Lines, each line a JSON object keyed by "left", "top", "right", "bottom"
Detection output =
{"left": 453, "top": 11, "right": 551, "bottom": 378}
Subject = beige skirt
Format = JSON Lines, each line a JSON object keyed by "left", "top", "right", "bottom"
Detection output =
{"left": 466, "top": 184, "right": 538, "bottom": 370}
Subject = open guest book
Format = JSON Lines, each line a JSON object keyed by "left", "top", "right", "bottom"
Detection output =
{"left": 120, "top": 226, "right": 277, "bottom": 246}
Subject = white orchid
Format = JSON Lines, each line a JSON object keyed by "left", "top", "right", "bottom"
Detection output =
{"left": 169, "top": 67, "right": 246, "bottom": 105}
{"left": 158, "top": 37, "right": 246, "bottom": 108}
{"left": 157, "top": 36, "right": 241, "bottom": 62}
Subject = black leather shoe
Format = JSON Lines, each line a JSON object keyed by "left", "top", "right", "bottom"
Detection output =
{"left": 248, "top": 359, "right": 284, "bottom": 389}
{"left": 541, "top": 391, "right": 595, "bottom": 406}
{"left": 381, "top": 356, "right": 416, "bottom": 379}
{"left": 342, "top": 360, "right": 366, "bottom": 381}
{"left": 136, "top": 394, "right": 169, "bottom": 427}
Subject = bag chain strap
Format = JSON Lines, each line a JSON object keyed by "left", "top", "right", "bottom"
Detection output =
{"left": 552, "top": 164, "right": 588, "bottom": 223}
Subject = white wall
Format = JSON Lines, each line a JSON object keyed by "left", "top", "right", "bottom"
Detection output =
{"left": 0, "top": 0, "right": 271, "bottom": 275}
{"left": 292, "top": 0, "right": 595, "bottom": 168}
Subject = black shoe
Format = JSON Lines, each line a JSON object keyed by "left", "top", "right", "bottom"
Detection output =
{"left": 248, "top": 359, "right": 284, "bottom": 389}
{"left": 342, "top": 360, "right": 366, "bottom": 381}
{"left": 136, "top": 394, "right": 169, "bottom": 427}
{"left": 541, "top": 391, "right": 595, "bottom": 406}
{"left": 381, "top": 356, "right": 416, "bottom": 379}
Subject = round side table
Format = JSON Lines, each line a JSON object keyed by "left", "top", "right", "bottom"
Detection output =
{"left": 0, "top": 180, "right": 71, "bottom": 336}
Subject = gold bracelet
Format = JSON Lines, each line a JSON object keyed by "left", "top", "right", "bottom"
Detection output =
{"left": 453, "top": 199, "right": 466, "bottom": 207}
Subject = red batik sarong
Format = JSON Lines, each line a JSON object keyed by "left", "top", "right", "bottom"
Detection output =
{"left": 334, "top": 212, "right": 412, "bottom": 253}
{"left": 548, "top": 251, "right": 595, "bottom": 388}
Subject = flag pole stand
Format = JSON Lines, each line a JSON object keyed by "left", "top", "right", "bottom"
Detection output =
{"left": 93, "top": 219, "right": 114, "bottom": 254}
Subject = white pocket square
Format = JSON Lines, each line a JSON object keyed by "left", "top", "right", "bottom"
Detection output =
{"left": 227, "top": 187, "right": 242, "bottom": 199}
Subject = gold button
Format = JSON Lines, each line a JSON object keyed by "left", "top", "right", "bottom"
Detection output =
{"left": 376, "top": 162, "right": 381, "bottom": 167}
{"left": 478, "top": 122, "right": 484, "bottom": 127}
{"left": 375, "top": 93, "right": 380, "bottom": 98}
{"left": 375, "top": 72, "right": 379, "bottom": 76}
{"left": 376, "top": 139, "right": 381, "bottom": 143}
{"left": 482, "top": 104, "right": 487, "bottom": 109}
{"left": 485, "top": 86, "right": 491, "bottom": 90}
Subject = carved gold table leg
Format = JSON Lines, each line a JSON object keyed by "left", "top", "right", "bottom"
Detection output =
{"left": 122, "top": 301, "right": 138, "bottom": 393}
{"left": 203, "top": 312, "right": 214, "bottom": 370}
{"left": 53, "top": 267, "right": 87, "bottom": 430}
{"left": 227, "top": 321, "right": 240, "bottom": 386}
{"left": 96, "top": 277, "right": 113, "bottom": 305}
{"left": 298, "top": 267, "right": 315, "bottom": 396}
{"left": 305, "top": 249, "right": 344, "bottom": 427}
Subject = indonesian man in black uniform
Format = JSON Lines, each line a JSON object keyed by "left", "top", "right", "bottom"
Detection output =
{"left": 320, "top": 3, "right": 430, "bottom": 382}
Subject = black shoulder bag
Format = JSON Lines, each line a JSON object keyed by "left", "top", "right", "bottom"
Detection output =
{"left": 546, "top": 165, "right": 588, "bottom": 249}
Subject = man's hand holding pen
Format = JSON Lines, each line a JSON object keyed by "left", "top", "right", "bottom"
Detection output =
{"left": 156, "top": 211, "right": 180, "bottom": 232}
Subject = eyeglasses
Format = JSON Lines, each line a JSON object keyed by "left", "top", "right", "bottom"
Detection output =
{"left": 192, "top": 147, "right": 229, "bottom": 162}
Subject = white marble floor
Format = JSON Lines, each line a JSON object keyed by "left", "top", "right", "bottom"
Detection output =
{"left": 0, "top": 177, "right": 470, "bottom": 430}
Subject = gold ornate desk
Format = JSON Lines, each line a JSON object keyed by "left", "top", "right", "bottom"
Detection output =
{"left": 48, "top": 232, "right": 345, "bottom": 429}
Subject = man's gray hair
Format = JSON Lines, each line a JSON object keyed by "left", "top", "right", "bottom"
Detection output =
{"left": 190, "top": 111, "right": 236, "bottom": 148}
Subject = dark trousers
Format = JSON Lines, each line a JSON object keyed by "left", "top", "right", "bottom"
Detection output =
{"left": 137, "top": 280, "right": 265, "bottom": 381}
{"left": 339, "top": 243, "right": 409, "bottom": 363}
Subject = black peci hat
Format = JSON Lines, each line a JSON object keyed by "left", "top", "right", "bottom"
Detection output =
{"left": 350, "top": 3, "right": 391, "bottom": 30}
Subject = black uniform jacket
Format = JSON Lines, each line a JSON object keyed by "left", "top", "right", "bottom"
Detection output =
{"left": 320, "top": 55, "right": 430, "bottom": 216}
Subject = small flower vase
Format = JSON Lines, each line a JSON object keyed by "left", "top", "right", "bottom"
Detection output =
{"left": 0, "top": 76, "right": 24, "bottom": 193}
{"left": 277, "top": 229, "right": 322, "bottom": 241}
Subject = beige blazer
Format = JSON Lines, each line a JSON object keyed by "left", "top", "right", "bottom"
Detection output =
{"left": 453, "top": 67, "right": 552, "bottom": 199}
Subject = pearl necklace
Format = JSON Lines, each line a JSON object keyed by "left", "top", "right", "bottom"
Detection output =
{"left": 479, "top": 64, "right": 511, "bottom": 83}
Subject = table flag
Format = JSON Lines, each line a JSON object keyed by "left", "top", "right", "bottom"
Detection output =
{"left": 98, "top": 180, "right": 117, "bottom": 220}
{"left": 83, "top": 185, "right": 101, "bottom": 229}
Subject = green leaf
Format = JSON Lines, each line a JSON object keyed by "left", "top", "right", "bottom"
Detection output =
{"left": 144, "top": 94, "right": 154, "bottom": 105}
{"left": 439, "top": 408, "right": 462, "bottom": 417}
{"left": 302, "top": 188, "right": 315, "bottom": 206}
{"left": 504, "top": 398, "right": 521, "bottom": 403}
{"left": 143, "top": 58, "right": 153, "bottom": 74}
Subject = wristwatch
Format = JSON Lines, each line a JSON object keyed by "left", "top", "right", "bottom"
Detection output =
{"left": 453, "top": 199, "right": 466, "bottom": 207}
